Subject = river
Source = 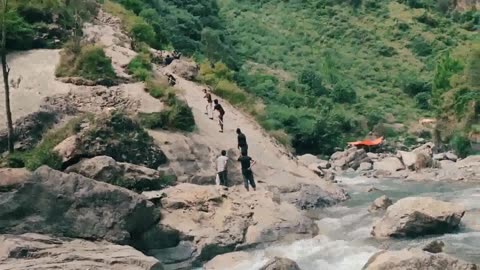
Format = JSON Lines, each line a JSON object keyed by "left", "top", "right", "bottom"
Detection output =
{"left": 209, "top": 176, "right": 480, "bottom": 269}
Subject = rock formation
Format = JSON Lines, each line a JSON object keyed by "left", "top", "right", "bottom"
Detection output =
{"left": 371, "top": 197, "right": 465, "bottom": 238}
{"left": 0, "top": 233, "right": 164, "bottom": 270}
{"left": 368, "top": 195, "right": 393, "bottom": 213}
{"left": 259, "top": 257, "right": 302, "bottom": 270}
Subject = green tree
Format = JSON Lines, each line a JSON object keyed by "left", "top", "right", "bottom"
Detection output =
{"left": 466, "top": 45, "right": 480, "bottom": 88}
{"left": 414, "top": 92, "right": 431, "bottom": 109}
{"left": 298, "top": 69, "right": 326, "bottom": 96}
{"left": 130, "top": 21, "right": 156, "bottom": 48}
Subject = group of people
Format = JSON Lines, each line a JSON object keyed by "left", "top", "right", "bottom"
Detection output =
{"left": 203, "top": 89, "right": 256, "bottom": 191}
{"left": 203, "top": 88, "right": 225, "bottom": 133}
{"left": 215, "top": 129, "right": 256, "bottom": 191}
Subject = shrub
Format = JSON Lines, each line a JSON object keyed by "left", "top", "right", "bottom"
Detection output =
{"left": 56, "top": 43, "right": 116, "bottom": 82}
{"left": 330, "top": 83, "right": 357, "bottom": 103}
{"left": 409, "top": 36, "right": 433, "bottom": 57}
{"left": 76, "top": 45, "right": 117, "bottom": 81}
{"left": 4, "top": 10, "right": 34, "bottom": 50}
{"left": 145, "top": 79, "right": 173, "bottom": 99}
{"left": 403, "top": 80, "right": 432, "bottom": 96}
{"left": 450, "top": 133, "right": 471, "bottom": 158}
{"left": 130, "top": 21, "right": 156, "bottom": 47}
{"left": 414, "top": 92, "right": 431, "bottom": 109}
{"left": 138, "top": 96, "right": 195, "bottom": 132}
{"left": 298, "top": 69, "right": 326, "bottom": 96}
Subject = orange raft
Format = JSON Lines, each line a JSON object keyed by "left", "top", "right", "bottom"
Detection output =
{"left": 348, "top": 136, "right": 384, "bottom": 147}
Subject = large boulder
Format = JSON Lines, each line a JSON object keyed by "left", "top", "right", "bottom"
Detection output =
{"left": 149, "top": 184, "right": 318, "bottom": 268}
{"left": 398, "top": 151, "right": 417, "bottom": 170}
{"left": 204, "top": 252, "right": 251, "bottom": 270}
{"left": 330, "top": 147, "right": 370, "bottom": 171}
{"left": 260, "top": 257, "right": 302, "bottom": 270}
{"left": 0, "top": 168, "right": 31, "bottom": 190}
{"left": 0, "top": 166, "right": 161, "bottom": 246}
{"left": 168, "top": 59, "right": 199, "bottom": 80}
{"left": 268, "top": 183, "right": 346, "bottom": 210}
{"left": 368, "top": 195, "right": 393, "bottom": 213}
{"left": 65, "top": 156, "right": 175, "bottom": 192}
{"left": 54, "top": 112, "right": 167, "bottom": 169}
{"left": 371, "top": 197, "right": 465, "bottom": 238}
{"left": 0, "top": 233, "right": 164, "bottom": 270}
{"left": 298, "top": 154, "right": 321, "bottom": 166}
{"left": 373, "top": 157, "right": 405, "bottom": 173}
{"left": 362, "top": 248, "right": 477, "bottom": 270}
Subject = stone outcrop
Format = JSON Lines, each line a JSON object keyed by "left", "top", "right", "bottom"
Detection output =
{"left": 0, "top": 233, "right": 164, "bottom": 270}
{"left": 167, "top": 59, "right": 199, "bottom": 80}
{"left": 0, "top": 168, "right": 31, "bottom": 190}
{"left": 362, "top": 248, "right": 478, "bottom": 270}
{"left": 65, "top": 156, "right": 175, "bottom": 192}
{"left": 53, "top": 112, "right": 167, "bottom": 169}
{"left": 373, "top": 157, "right": 405, "bottom": 173}
{"left": 0, "top": 166, "right": 161, "bottom": 247}
{"left": 330, "top": 147, "right": 371, "bottom": 171}
{"left": 371, "top": 197, "right": 465, "bottom": 238}
{"left": 259, "top": 257, "right": 302, "bottom": 270}
{"left": 422, "top": 240, "right": 445, "bottom": 254}
{"left": 204, "top": 252, "right": 251, "bottom": 270}
{"left": 149, "top": 184, "right": 318, "bottom": 268}
{"left": 368, "top": 195, "right": 393, "bottom": 213}
{"left": 398, "top": 151, "right": 417, "bottom": 170}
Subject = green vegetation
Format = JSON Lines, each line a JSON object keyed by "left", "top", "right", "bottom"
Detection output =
{"left": 140, "top": 80, "right": 196, "bottom": 132}
{"left": 127, "top": 52, "right": 153, "bottom": 81}
{"left": 3, "top": 0, "right": 97, "bottom": 50}
{"left": 56, "top": 43, "right": 116, "bottom": 82}
{"left": 6, "top": 116, "right": 88, "bottom": 171}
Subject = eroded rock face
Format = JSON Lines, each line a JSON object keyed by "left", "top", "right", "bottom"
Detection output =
{"left": 371, "top": 197, "right": 465, "bottom": 238}
{"left": 150, "top": 184, "right": 318, "bottom": 268}
{"left": 259, "top": 257, "right": 302, "bottom": 270}
{"left": 362, "top": 248, "right": 477, "bottom": 270}
{"left": 0, "top": 233, "right": 164, "bottom": 270}
{"left": 0, "top": 166, "right": 160, "bottom": 246}
{"left": 65, "top": 156, "right": 175, "bottom": 192}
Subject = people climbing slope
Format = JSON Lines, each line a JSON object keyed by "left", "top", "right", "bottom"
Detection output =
{"left": 237, "top": 128, "right": 248, "bottom": 155}
{"left": 213, "top": 99, "right": 225, "bottom": 133}
{"left": 203, "top": 89, "right": 214, "bottom": 119}
{"left": 216, "top": 150, "right": 229, "bottom": 187}
{"left": 238, "top": 151, "right": 257, "bottom": 191}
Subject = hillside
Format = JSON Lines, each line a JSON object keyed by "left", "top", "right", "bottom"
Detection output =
{"left": 216, "top": 0, "right": 479, "bottom": 154}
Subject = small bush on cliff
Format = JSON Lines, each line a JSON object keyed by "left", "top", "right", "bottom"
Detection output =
{"left": 139, "top": 94, "right": 195, "bottom": 132}
{"left": 450, "top": 133, "right": 472, "bottom": 158}
{"left": 56, "top": 43, "right": 116, "bottom": 82}
{"left": 127, "top": 52, "right": 152, "bottom": 81}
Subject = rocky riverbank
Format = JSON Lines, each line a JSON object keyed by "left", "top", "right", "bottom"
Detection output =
{"left": 300, "top": 142, "right": 480, "bottom": 183}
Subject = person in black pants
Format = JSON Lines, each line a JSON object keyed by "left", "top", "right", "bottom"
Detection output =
{"left": 237, "top": 151, "right": 256, "bottom": 191}
{"left": 236, "top": 128, "right": 248, "bottom": 155}
{"left": 213, "top": 99, "right": 225, "bottom": 133}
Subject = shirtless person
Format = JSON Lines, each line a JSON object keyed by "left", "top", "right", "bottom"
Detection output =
{"left": 213, "top": 99, "right": 225, "bottom": 133}
{"left": 203, "top": 89, "right": 213, "bottom": 119}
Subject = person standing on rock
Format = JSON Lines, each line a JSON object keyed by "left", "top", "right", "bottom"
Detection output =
{"left": 216, "top": 150, "right": 229, "bottom": 187}
{"left": 213, "top": 99, "right": 225, "bottom": 133}
{"left": 203, "top": 89, "right": 214, "bottom": 119}
{"left": 238, "top": 151, "right": 256, "bottom": 191}
{"left": 236, "top": 128, "right": 248, "bottom": 155}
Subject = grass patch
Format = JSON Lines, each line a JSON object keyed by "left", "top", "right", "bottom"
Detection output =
{"left": 56, "top": 42, "right": 116, "bottom": 82}
{"left": 138, "top": 94, "right": 196, "bottom": 132}
{"left": 127, "top": 52, "right": 153, "bottom": 81}
{"left": 7, "top": 116, "right": 88, "bottom": 171}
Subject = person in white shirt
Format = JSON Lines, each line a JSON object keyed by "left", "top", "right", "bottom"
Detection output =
{"left": 216, "top": 150, "right": 229, "bottom": 186}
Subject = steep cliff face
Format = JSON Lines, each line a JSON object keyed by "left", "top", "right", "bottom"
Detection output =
{"left": 455, "top": 0, "right": 480, "bottom": 11}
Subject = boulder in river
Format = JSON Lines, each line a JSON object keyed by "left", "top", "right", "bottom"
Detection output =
{"left": 371, "top": 197, "right": 465, "bottom": 238}
{"left": 422, "top": 240, "right": 445, "bottom": 254}
{"left": 398, "top": 151, "right": 417, "bottom": 170}
{"left": 259, "top": 257, "right": 302, "bottom": 270}
{"left": 0, "top": 233, "right": 164, "bottom": 270}
{"left": 358, "top": 162, "right": 373, "bottom": 172}
{"left": 362, "top": 248, "right": 477, "bottom": 270}
{"left": 373, "top": 157, "right": 405, "bottom": 173}
{"left": 368, "top": 195, "right": 393, "bottom": 213}
{"left": 0, "top": 166, "right": 161, "bottom": 246}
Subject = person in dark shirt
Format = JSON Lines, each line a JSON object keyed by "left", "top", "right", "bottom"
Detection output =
{"left": 165, "top": 55, "right": 173, "bottom": 65}
{"left": 237, "top": 151, "right": 256, "bottom": 191}
{"left": 236, "top": 128, "right": 248, "bottom": 155}
{"left": 203, "top": 89, "right": 213, "bottom": 119}
{"left": 213, "top": 99, "right": 225, "bottom": 133}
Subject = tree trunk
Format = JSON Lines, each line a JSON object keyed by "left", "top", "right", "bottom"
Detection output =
{"left": 1, "top": 0, "right": 14, "bottom": 153}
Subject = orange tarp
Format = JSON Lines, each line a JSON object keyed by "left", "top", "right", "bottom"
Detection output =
{"left": 348, "top": 137, "right": 384, "bottom": 147}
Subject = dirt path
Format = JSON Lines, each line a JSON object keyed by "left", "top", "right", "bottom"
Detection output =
{"left": 158, "top": 65, "right": 340, "bottom": 193}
